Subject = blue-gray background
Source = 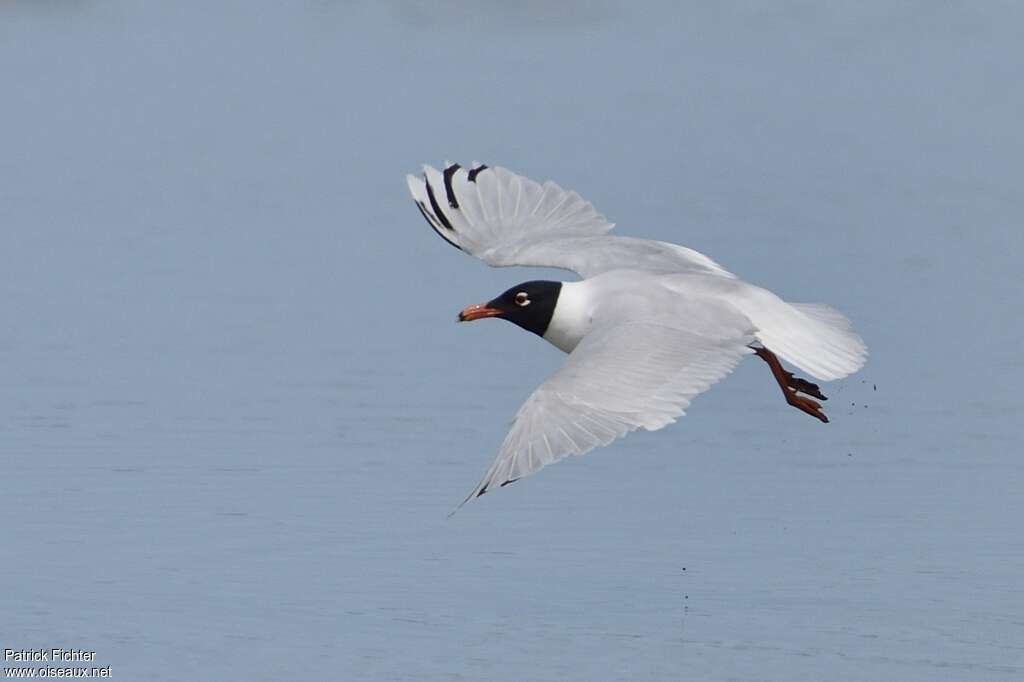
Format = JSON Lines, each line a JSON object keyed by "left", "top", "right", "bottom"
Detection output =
{"left": 2, "top": 2, "right": 1021, "bottom": 680}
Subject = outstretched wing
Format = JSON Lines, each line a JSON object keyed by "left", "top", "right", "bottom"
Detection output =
{"left": 408, "top": 162, "right": 733, "bottom": 278}
{"left": 456, "top": 304, "right": 756, "bottom": 510}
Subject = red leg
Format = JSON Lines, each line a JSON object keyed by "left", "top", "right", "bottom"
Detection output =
{"left": 751, "top": 347, "right": 829, "bottom": 423}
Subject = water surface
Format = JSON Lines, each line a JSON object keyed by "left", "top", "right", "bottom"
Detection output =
{"left": 2, "top": 3, "right": 1022, "bottom": 679}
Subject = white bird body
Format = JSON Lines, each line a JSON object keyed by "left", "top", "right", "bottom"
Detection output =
{"left": 542, "top": 279, "right": 591, "bottom": 353}
{"left": 546, "top": 271, "right": 748, "bottom": 353}
{"left": 407, "top": 162, "right": 867, "bottom": 507}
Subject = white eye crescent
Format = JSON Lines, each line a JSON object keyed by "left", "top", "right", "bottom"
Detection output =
{"left": 514, "top": 292, "right": 530, "bottom": 307}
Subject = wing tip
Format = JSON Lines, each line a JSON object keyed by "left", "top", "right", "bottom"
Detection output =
{"left": 448, "top": 482, "right": 486, "bottom": 517}
{"left": 408, "top": 164, "right": 466, "bottom": 252}
{"left": 423, "top": 168, "right": 457, "bottom": 233}
{"left": 467, "top": 164, "right": 488, "bottom": 182}
{"left": 442, "top": 163, "right": 461, "bottom": 208}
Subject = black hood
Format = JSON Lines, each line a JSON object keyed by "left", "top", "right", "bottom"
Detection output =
{"left": 485, "top": 280, "right": 562, "bottom": 338}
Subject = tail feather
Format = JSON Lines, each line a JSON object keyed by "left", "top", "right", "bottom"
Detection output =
{"left": 763, "top": 302, "right": 866, "bottom": 381}
{"left": 792, "top": 302, "right": 855, "bottom": 331}
{"left": 733, "top": 289, "right": 867, "bottom": 381}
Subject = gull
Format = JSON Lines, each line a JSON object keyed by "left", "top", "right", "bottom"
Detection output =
{"left": 407, "top": 162, "right": 867, "bottom": 508}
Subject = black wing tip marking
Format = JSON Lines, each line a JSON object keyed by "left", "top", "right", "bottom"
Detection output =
{"left": 468, "top": 164, "right": 488, "bottom": 182}
{"left": 423, "top": 173, "right": 455, "bottom": 232}
{"left": 474, "top": 476, "right": 517, "bottom": 499}
{"left": 414, "top": 162, "right": 487, "bottom": 252}
{"left": 415, "top": 200, "right": 462, "bottom": 252}
{"left": 443, "top": 163, "right": 461, "bottom": 208}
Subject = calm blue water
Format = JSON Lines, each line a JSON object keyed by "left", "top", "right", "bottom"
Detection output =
{"left": 2, "top": 3, "right": 1022, "bottom": 680}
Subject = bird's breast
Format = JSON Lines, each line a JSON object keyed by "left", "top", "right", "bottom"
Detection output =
{"left": 542, "top": 280, "right": 592, "bottom": 353}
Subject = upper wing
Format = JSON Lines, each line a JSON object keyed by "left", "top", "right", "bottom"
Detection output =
{"left": 456, "top": 309, "right": 756, "bottom": 509}
{"left": 407, "top": 162, "right": 734, "bottom": 279}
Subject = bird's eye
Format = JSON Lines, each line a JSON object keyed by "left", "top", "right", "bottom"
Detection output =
{"left": 514, "top": 292, "right": 530, "bottom": 306}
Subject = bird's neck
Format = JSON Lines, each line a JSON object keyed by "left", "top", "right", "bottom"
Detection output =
{"left": 543, "top": 280, "right": 592, "bottom": 353}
